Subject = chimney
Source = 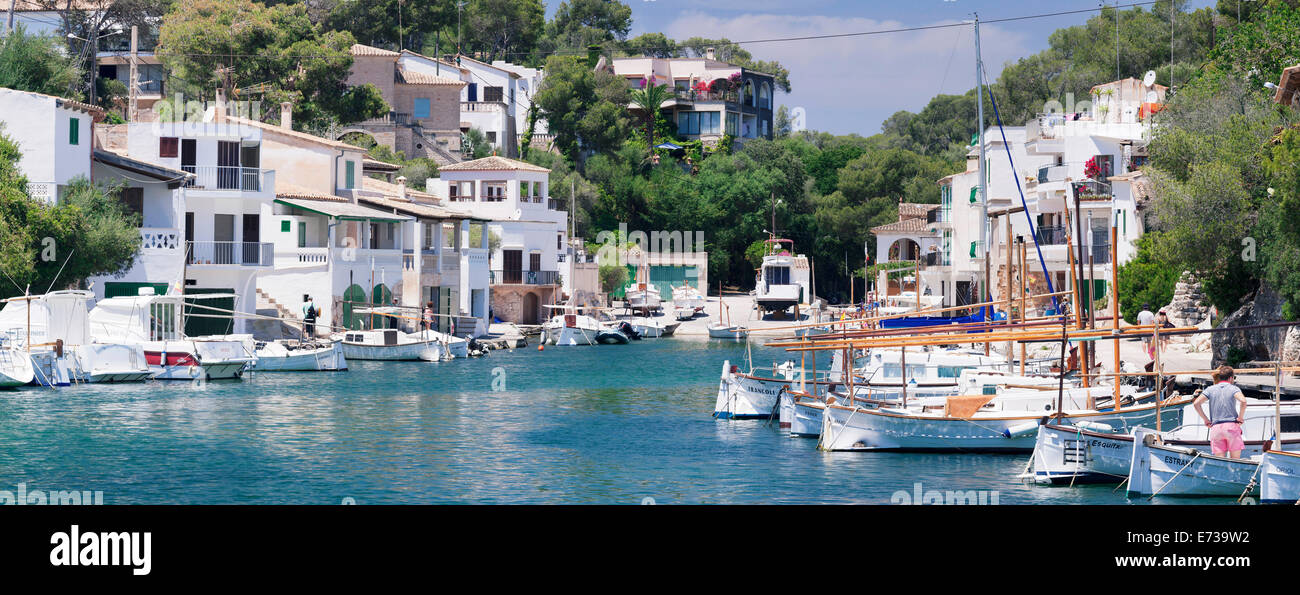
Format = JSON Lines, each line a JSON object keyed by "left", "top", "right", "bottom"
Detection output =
{"left": 705, "top": 47, "right": 715, "bottom": 60}
{"left": 280, "top": 102, "right": 293, "bottom": 130}
{"left": 214, "top": 88, "right": 226, "bottom": 122}
{"left": 396, "top": 175, "right": 408, "bottom": 200}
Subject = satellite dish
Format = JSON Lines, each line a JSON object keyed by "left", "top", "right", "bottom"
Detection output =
{"left": 1145, "top": 90, "right": 1158, "bottom": 103}
{"left": 1142, "top": 70, "right": 1157, "bottom": 87}
{"left": 513, "top": 208, "right": 522, "bottom": 220}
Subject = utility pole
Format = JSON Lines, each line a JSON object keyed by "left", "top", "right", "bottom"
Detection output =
{"left": 975, "top": 13, "right": 988, "bottom": 303}
{"left": 6, "top": 0, "right": 15, "bottom": 36}
{"left": 457, "top": 1, "right": 466, "bottom": 59}
{"left": 1115, "top": 1, "right": 1121, "bottom": 82}
{"left": 129, "top": 25, "right": 138, "bottom": 121}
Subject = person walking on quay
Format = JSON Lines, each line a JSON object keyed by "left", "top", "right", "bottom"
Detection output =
{"left": 1193, "top": 365, "right": 1248, "bottom": 458}
{"left": 1155, "top": 309, "right": 1173, "bottom": 357}
{"left": 1137, "top": 303, "right": 1155, "bottom": 357}
{"left": 302, "top": 295, "right": 318, "bottom": 340}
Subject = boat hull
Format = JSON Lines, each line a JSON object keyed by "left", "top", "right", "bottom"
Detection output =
{"left": 0, "top": 349, "right": 36, "bottom": 388}
{"left": 1127, "top": 428, "right": 1260, "bottom": 497}
{"left": 254, "top": 343, "right": 348, "bottom": 371}
{"left": 791, "top": 399, "right": 824, "bottom": 437}
{"left": 341, "top": 340, "right": 444, "bottom": 361}
{"left": 714, "top": 361, "right": 789, "bottom": 419}
{"left": 708, "top": 325, "right": 748, "bottom": 340}
{"left": 820, "top": 398, "right": 1185, "bottom": 452}
{"left": 1260, "top": 450, "right": 1300, "bottom": 504}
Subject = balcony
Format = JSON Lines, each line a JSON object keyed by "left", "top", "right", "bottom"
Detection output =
{"left": 490, "top": 269, "right": 559, "bottom": 285}
{"left": 547, "top": 198, "right": 566, "bottom": 211}
{"left": 1037, "top": 165, "right": 1070, "bottom": 183}
{"left": 182, "top": 165, "right": 267, "bottom": 192}
{"left": 1086, "top": 243, "right": 1111, "bottom": 265}
{"left": 276, "top": 247, "right": 328, "bottom": 267}
{"left": 140, "top": 228, "right": 181, "bottom": 252}
{"left": 1035, "top": 225, "right": 1069, "bottom": 246}
{"left": 186, "top": 241, "right": 273, "bottom": 267}
{"left": 462, "top": 101, "right": 506, "bottom": 113}
{"left": 1071, "top": 179, "right": 1113, "bottom": 199}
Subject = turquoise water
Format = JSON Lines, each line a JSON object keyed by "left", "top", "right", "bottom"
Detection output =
{"left": 0, "top": 339, "right": 1222, "bottom": 504}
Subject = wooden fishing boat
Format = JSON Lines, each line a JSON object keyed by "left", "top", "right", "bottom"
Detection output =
{"left": 241, "top": 337, "right": 348, "bottom": 371}
{"left": 1259, "top": 450, "right": 1300, "bottom": 504}
{"left": 713, "top": 360, "right": 796, "bottom": 419}
{"left": 819, "top": 388, "right": 1186, "bottom": 452}
{"left": 671, "top": 285, "right": 706, "bottom": 311}
{"left": 630, "top": 318, "right": 679, "bottom": 338}
{"left": 0, "top": 344, "right": 35, "bottom": 388}
{"left": 1127, "top": 427, "right": 1261, "bottom": 498}
{"left": 1031, "top": 399, "right": 1300, "bottom": 485}
{"left": 337, "top": 329, "right": 446, "bottom": 361}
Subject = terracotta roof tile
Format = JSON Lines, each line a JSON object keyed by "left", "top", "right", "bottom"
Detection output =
{"left": 350, "top": 44, "right": 399, "bottom": 57}
{"left": 437, "top": 155, "right": 549, "bottom": 173}
{"left": 395, "top": 67, "right": 465, "bottom": 86}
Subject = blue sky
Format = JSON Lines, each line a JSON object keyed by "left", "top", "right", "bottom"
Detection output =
{"left": 547, "top": 0, "right": 1217, "bottom": 135}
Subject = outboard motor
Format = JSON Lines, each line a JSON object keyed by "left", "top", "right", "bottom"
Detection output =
{"left": 619, "top": 321, "right": 642, "bottom": 340}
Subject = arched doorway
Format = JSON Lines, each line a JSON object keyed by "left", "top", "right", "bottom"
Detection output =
{"left": 888, "top": 238, "right": 921, "bottom": 261}
{"left": 342, "top": 284, "right": 366, "bottom": 330}
{"left": 372, "top": 284, "right": 393, "bottom": 328}
{"left": 522, "top": 292, "right": 539, "bottom": 325}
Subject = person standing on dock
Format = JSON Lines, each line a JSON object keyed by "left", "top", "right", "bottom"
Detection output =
{"left": 1193, "top": 365, "right": 1247, "bottom": 458}
{"left": 302, "top": 296, "right": 318, "bottom": 340}
{"left": 422, "top": 302, "right": 434, "bottom": 332}
{"left": 1155, "top": 310, "right": 1173, "bottom": 357}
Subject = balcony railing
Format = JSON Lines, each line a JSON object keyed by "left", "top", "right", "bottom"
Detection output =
{"left": 182, "top": 165, "right": 266, "bottom": 192}
{"left": 1071, "top": 179, "right": 1113, "bottom": 198}
{"left": 490, "top": 269, "right": 559, "bottom": 285}
{"left": 1086, "top": 243, "right": 1111, "bottom": 264}
{"left": 186, "top": 241, "right": 273, "bottom": 266}
{"left": 1035, "top": 225, "right": 1069, "bottom": 246}
{"left": 462, "top": 101, "right": 506, "bottom": 113}
{"left": 140, "top": 228, "right": 181, "bottom": 251}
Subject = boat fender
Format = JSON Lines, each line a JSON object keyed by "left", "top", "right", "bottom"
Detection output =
{"left": 537, "top": 345, "right": 544, "bottom": 351}
{"left": 1074, "top": 421, "right": 1113, "bottom": 433}
{"left": 1003, "top": 421, "right": 1041, "bottom": 439}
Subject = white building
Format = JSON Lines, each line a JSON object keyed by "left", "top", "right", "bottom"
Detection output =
{"left": 0, "top": 88, "right": 99, "bottom": 203}
{"left": 426, "top": 156, "right": 568, "bottom": 324}
{"left": 891, "top": 78, "right": 1164, "bottom": 313}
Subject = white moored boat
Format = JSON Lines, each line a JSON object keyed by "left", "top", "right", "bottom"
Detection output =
{"left": 87, "top": 293, "right": 253, "bottom": 380}
{"left": 631, "top": 318, "right": 679, "bottom": 338}
{"left": 1127, "top": 427, "right": 1262, "bottom": 498}
{"left": 0, "top": 291, "right": 152, "bottom": 384}
{"left": 0, "top": 343, "right": 35, "bottom": 388}
{"left": 1260, "top": 450, "right": 1300, "bottom": 504}
{"left": 239, "top": 337, "right": 348, "bottom": 371}
{"left": 625, "top": 283, "right": 662, "bottom": 311}
{"left": 540, "top": 305, "right": 602, "bottom": 346}
{"left": 1032, "top": 399, "right": 1300, "bottom": 485}
{"left": 819, "top": 387, "right": 1187, "bottom": 452}
{"left": 337, "top": 329, "right": 447, "bottom": 361}
{"left": 707, "top": 323, "right": 748, "bottom": 340}
{"left": 714, "top": 360, "right": 796, "bottom": 419}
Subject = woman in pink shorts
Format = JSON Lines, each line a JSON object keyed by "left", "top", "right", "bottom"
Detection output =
{"left": 1193, "top": 365, "right": 1248, "bottom": 458}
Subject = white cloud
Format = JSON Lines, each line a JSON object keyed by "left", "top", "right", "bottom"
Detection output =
{"left": 664, "top": 11, "right": 1032, "bottom": 135}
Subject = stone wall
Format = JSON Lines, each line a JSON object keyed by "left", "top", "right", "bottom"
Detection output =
{"left": 1160, "top": 271, "right": 1211, "bottom": 328}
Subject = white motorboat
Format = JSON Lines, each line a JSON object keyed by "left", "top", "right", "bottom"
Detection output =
{"left": 754, "top": 238, "right": 810, "bottom": 315}
{"left": 336, "top": 329, "right": 447, "bottom": 361}
{"left": 0, "top": 291, "right": 152, "bottom": 384}
{"left": 674, "top": 307, "right": 695, "bottom": 321}
{"left": 819, "top": 387, "right": 1187, "bottom": 452}
{"left": 1260, "top": 450, "right": 1300, "bottom": 504}
{"left": 671, "top": 285, "right": 706, "bottom": 311}
{"left": 1032, "top": 399, "right": 1300, "bottom": 485}
{"left": 630, "top": 318, "right": 679, "bottom": 338}
{"left": 1127, "top": 426, "right": 1262, "bottom": 498}
{"left": 0, "top": 343, "right": 35, "bottom": 388}
{"left": 86, "top": 292, "right": 252, "bottom": 380}
{"left": 540, "top": 305, "right": 602, "bottom": 346}
{"left": 238, "top": 337, "right": 348, "bottom": 371}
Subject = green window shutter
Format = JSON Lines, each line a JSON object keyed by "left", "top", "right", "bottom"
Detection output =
{"left": 969, "top": 241, "right": 977, "bottom": 258}
{"left": 69, "top": 118, "right": 79, "bottom": 145}
{"left": 969, "top": 186, "right": 979, "bottom": 203}
{"left": 298, "top": 222, "right": 306, "bottom": 248}
{"left": 345, "top": 161, "right": 355, "bottom": 189}
{"left": 280, "top": 220, "right": 291, "bottom": 232}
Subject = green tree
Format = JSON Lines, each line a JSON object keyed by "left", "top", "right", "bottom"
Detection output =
{"left": 0, "top": 130, "right": 141, "bottom": 299}
{"left": 158, "top": 0, "right": 389, "bottom": 131}
{"left": 598, "top": 263, "right": 629, "bottom": 300}
{"left": 462, "top": 128, "right": 492, "bottom": 160}
{"left": 533, "top": 54, "right": 630, "bottom": 164}
{"left": 628, "top": 81, "right": 672, "bottom": 153}
{"left": 324, "top": 0, "right": 454, "bottom": 52}
{"left": 462, "top": 0, "right": 545, "bottom": 64}
{"left": 0, "top": 26, "right": 83, "bottom": 99}
{"left": 1116, "top": 234, "right": 1181, "bottom": 323}
{"left": 547, "top": 0, "right": 632, "bottom": 51}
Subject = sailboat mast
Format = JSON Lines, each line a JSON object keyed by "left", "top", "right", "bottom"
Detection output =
{"left": 975, "top": 13, "right": 989, "bottom": 304}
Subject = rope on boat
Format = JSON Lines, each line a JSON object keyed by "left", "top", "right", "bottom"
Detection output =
{"left": 1238, "top": 461, "right": 1262, "bottom": 503}
{"left": 765, "top": 386, "right": 785, "bottom": 428}
{"left": 1147, "top": 450, "right": 1201, "bottom": 500}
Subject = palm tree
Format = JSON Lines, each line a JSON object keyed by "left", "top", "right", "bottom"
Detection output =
{"left": 629, "top": 81, "right": 673, "bottom": 153}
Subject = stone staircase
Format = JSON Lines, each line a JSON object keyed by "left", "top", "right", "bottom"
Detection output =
{"left": 253, "top": 288, "right": 305, "bottom": 341}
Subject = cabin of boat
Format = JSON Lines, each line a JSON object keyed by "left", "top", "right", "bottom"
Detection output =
{"left": 755, "top": 239, "right": 811, "bottom": 314}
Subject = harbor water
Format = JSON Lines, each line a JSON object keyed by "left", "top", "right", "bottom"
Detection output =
{"left": 0, "top": 339, "right": 1234, "bottom": 504}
